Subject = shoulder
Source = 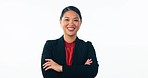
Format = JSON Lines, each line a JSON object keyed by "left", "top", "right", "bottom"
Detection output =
{"left": 45, "top": 38, "right": 59, "bottom": 45}
{"left": 45, "top": 36, "right": 64, "bottom": 46}
{"left": 46, "top": 39, "right": 57, "bottom": 43}
{"left": 77, "top": 38, "right": 93, "bottom": 46}
{"left": 77, "top": 37, "right": 91, "bottom": 43}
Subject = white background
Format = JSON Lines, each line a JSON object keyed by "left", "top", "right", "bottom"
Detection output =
{"left": 0, "top": 0, "right": 148, "bottom": 78}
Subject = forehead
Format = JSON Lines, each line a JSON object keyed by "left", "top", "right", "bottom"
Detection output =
{"left": 63, "top": 10, "right": 79, "bottom": 18}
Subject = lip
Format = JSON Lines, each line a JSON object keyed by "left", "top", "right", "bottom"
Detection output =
{"left": 67, "top": 27, "right": 75, "bottom": 31}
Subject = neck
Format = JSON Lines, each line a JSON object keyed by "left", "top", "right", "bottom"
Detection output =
{"left": 64, "top": 35, "right": 76, "bottom": 43}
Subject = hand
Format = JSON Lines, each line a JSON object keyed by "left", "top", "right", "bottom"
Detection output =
{"left": 85, "top": 59, "right": 93, "bottom": 65}
{"left": 42, "top": 59, "right": 62, "bottom": 72}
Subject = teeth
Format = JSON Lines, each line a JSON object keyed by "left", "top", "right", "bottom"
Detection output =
{"left": 68, "top": 28, "right": 75, "bottom": 30}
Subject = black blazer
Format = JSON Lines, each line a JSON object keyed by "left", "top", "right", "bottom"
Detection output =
{"left": 41, "top": 36, "right": 99, "bottom": 78}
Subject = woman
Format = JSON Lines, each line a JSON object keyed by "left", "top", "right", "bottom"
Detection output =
{"left": 41, "top": 6, "right": 99, "bottom": 78}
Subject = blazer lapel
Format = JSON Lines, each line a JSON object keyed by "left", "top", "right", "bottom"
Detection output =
{"left": 55, "top": 36, "right": 85, "bottom": 65}
{"left": 72, "top": 37, "right": 84, "bottom": 65}
{"left": 55, "top": 36, "right": 66, "bottom": 65}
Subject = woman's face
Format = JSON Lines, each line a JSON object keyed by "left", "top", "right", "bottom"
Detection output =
{"left": 60, "top": 10, "right": 81, "bottom": 37}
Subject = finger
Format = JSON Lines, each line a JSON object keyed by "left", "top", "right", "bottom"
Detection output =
{"left": 89, "top": 61, "right": 93, "bottom": 63}
{"left": 45, "top": 66, "right": 52, "bottom": 71}
{"left": 43, "top": 62, "right": 49, "bottom": 66}
{"left": 88, "top": 59, "right": 93, "bottom": 62}
{"left": 85, "top": 60, "right": 93, "bottom": 65}
{"left": 43, "top": 61, "right": 52, "bottom": 66}
{"left": 43, "top": 63, "right": 51, "bottom": 69}
{"left": 45, "top": 59, "right": 52, "bottom": 62}
{"left": 88, "top": 60, "right": 93, "bottom": 63}
{"left": 43, "top": 63, "right": 50, "bottom": 68}
{"left": 86, "top": 59, "right": 91, "bottom": 62}
{"left": 42, "top": 63, "right": 46, "bottom": 66}
{"left": 88, "top": 59, "right": 92, "bottom": 61}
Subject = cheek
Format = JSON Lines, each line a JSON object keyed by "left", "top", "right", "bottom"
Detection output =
{"left": 61, "top": 23, "right": 67, "bottom": 29}
{"left": 62, "top": 21, "right": 68, "bottom": 26}
{"left": 60, "top": 22, "right": 65, "bottom": 27}
{"left": 76, "top": 23, "right": 81, "bottom": 27}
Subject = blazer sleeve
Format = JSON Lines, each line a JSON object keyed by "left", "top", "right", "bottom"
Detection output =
{"left": 61, "top": 41, "right": 99, "bottom": 78}
{"left": 41, "top": 40, "right": 60, "bottom": 78}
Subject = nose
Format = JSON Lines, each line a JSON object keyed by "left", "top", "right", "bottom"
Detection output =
{"left": 69, "top": 20, "right": 74, "bottom": 26}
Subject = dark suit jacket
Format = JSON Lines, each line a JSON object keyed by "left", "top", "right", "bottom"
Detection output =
{"left": 41, "top": 36, "right": 99, "bottom": 78}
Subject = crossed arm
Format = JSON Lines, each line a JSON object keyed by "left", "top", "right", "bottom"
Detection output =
{"left": 41, "top": 41, "right": 99, "bottom": 78}
{"left": 42, "top": 59, "right": 93, "bottom": 72}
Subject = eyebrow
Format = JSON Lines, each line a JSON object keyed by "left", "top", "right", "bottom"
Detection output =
{"left": 64, "top": 17, "right": 79, "bottom": 19}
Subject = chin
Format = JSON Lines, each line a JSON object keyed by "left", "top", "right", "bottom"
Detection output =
{"left": 68, "top": 34, "right": 76, "bottom": 37}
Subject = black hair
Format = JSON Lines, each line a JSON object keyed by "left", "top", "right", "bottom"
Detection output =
{"left": 60, "top": 6, "right": 82, "bottom": 22}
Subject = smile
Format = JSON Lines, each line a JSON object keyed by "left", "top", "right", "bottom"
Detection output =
{"left": 67, "top": 27, "right": 75, "bottom": 31}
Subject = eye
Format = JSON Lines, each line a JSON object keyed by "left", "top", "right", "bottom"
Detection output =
{"left": 74, "top": 19, "right": 79, "bottom": 21}
{"left": 64, "top": 19, "right": 69, "bottom": 21}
